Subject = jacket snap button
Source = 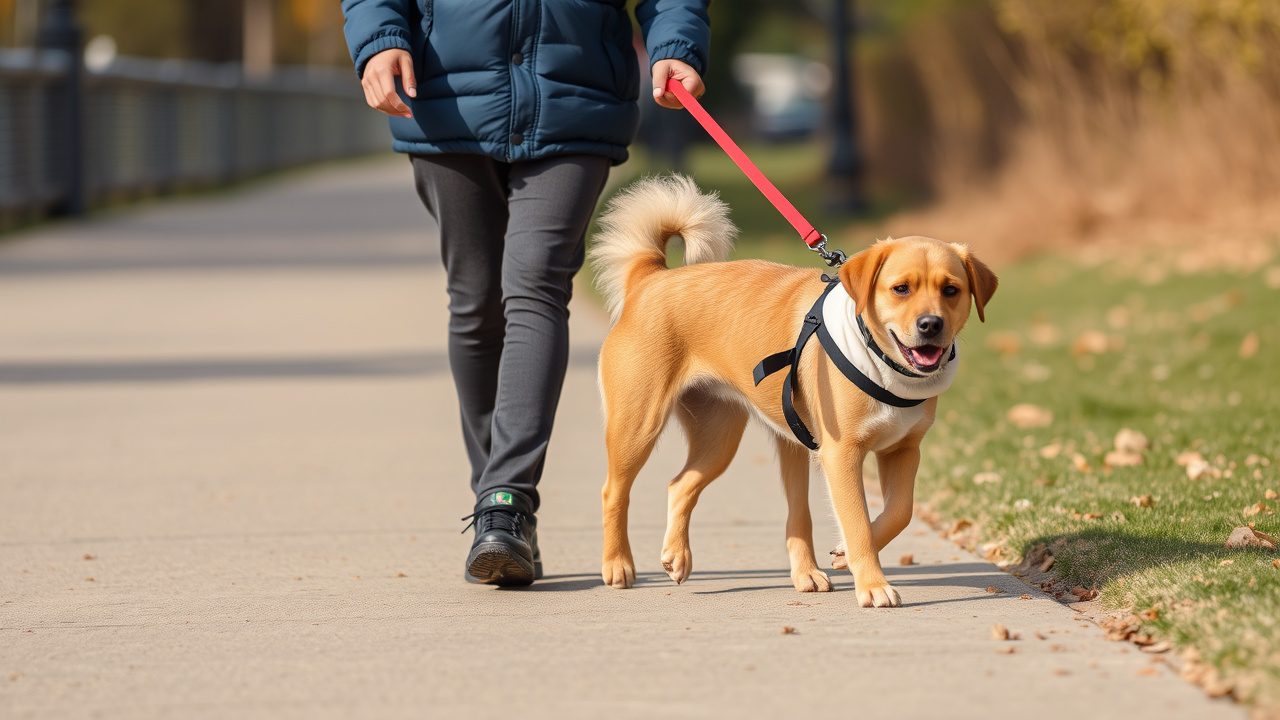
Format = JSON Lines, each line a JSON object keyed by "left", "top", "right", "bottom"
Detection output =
{"left": 512, "top": 52, "right": 524, "bottom": 65}
{"left": 510, "top": 133, "right": 524, "bottom": 145}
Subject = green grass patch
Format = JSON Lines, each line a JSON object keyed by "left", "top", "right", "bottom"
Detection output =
{"left": 593, "top": 143, "right": 1280, "bottom": 708}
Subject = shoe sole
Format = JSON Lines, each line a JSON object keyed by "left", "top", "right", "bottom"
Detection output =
{"left": 465, "top": 542, "right": 542, "bottom": 586}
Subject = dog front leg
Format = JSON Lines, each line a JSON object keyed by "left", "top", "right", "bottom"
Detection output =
{"left": 820, "top": 445, "right": 901, "bottom": 608}
{"left": 871, "top": 445, "right": 919, "bottom": 551}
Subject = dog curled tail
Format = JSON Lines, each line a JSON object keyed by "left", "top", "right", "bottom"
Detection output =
{"left": 589, "top": 175, "right": 737, "bottom": 322}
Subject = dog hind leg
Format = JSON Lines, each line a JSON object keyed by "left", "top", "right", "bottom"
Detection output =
{"left": 599, "top": 341, "right": 680, "bottom": 589}
{"left": 659, "top": 388, "right": 748, "bottom": 584}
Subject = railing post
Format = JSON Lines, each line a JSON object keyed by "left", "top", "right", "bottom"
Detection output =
{"left": 38, "top": 0, "right": 87, "bottom": 216}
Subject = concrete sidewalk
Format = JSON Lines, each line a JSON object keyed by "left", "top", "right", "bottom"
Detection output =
{"left": 0, "top": 158, "right": 1238, "bottom": 719}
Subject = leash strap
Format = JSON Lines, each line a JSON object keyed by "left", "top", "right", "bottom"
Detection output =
{"left": 753, "top": 282, "right": 926, "bottom": 451}
{"left": 665, "top": 78, "right": 825, "bottom": 249}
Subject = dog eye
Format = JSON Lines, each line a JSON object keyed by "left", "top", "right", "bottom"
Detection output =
{"left": 892, "top": 284, "right": 910, "bottom": 296}
{"left": 942, "top": 285, "right": 959, "bottom": 297}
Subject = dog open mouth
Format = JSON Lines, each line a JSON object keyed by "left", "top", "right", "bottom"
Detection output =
{"left": 891, "top": 332, "right": 947, "bottom": 373}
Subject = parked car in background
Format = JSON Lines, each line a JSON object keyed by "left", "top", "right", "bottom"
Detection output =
{"left": 732, "top": 53, "right": 830, "bottom": 140}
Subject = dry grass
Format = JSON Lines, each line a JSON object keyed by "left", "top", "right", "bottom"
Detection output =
{"left": 857, "top": 0, "right": 1280, "bottom": 262}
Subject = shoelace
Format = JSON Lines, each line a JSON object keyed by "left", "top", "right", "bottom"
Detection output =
{"left": 460, "top": 507, "right": 523, "bottom": 535}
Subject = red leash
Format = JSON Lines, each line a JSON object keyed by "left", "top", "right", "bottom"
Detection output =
{"left": 664, "top": 78, "right": 846, "bottom": 267}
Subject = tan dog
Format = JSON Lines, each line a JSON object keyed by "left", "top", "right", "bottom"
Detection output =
{"left": 589, "top": 176, "right": 996, "bottom": 607}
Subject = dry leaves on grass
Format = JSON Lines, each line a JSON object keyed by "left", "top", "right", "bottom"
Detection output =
{"left": 1181, "top": 453, "right": 1222, "bottom": 480}
{"left": 986, "top": 331, "right": 1022, "bottom": 356}
{"left": 1243, "top": 502, "right": 1274, "bottom": 518}
{"left": 1070, "top": 587, "right": 1098, "bottom": 601}
{"left": 1239, "top": 332, "right": 1259, "bottom": 359}
{"left": 1267, "top": 489, "right": 1279, "bottom": 500}
{"left": 973, "top": 471, "right": 1002, "bottom": 485}
{"left": 1007, "top": 403, "right": 1053, "bottom": 429}
{"left": 1130, "top": 494, "right": 1154, "bottom": 508}
{"left": 1106, "top": 428, "right": 1148, "bottom": 468}
{"left": 1224, "top": 526, "right": 1277, "bottom": 550}
{"left": 1072, "top": 330, "right": 1113, "bottom": 356}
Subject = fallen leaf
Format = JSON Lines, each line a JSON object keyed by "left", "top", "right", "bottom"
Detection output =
{"left": 1019, "top": 594, "right": 1032, "bottom": 600}
{"left": 1071, "top": 453, "right": 1091, "bottom": 473}
{"left": 1219, "top": 559, "right": 1234, "bottom": 566}
{"left": 1072, "top": 331, "right": 1111, "bottom": 355}
{"left": 991, "top": 624, "right": 1011, "bottom": 640}
{"left": 1130, "top": 494, "right": 1154, "bottom": 508}
{"left": 1070, "top": 586, "right": 1098, "bottom": 601}
{"left": 1114, "top": 428, "right": 1149, "bottom": 453}
{"left": 1136, "top": 667, "right": 1159, "bottom": 677}
{"left": 1266, "top": 489, "right": 1278, "bottom": 500}
{"left": 899, "top": 554, "right": 916, "bottom": 566}
{"left": 1013, "top": 498, "right": 1033, "bottom": 511}
{"left": 985, "top": 585, "right": 1002, "bottom": 594}
{"left": 395, "top": 572, "right": 408, "bottom": 578}
{"left": 986, "top": 331, "right": 1022, "bottom": 356}
{"left": 1141, "top": 641, "right": 1172, "bottom": 654}
{"left": 972, "top": 471, "right": 1002, "bottom": 485}
{"left": 1243, "top": 502, "right": 1273, "bottom": 518}
{"left": 84, "top": 577, "right": 95, "bottom": 582}
{"left": 1240, "top": 332, "right": 1259, "bottom": 359}
{"left": 1007, "top": 404, "right": 1053, "bottom": 429}
{"left": 1104, "top": 450, "right": 1143, "bottom": 467}
{"left": 1186, "top": 458, "right": 1220, "bottom": 481}
{"left": 781, "top": 626, "right": 798, "bottom": 635}
{"left": 1139, "top": 608, "right": 1160, "bottom": 621}
{"left": 1272, "top": 559, "right": 1279, "bottom": 569}
{"left": 1052, "top": 668, "right": 1071, "bottom": 676}
{"left": 1175, "top": 450, "right": 1205, "bottom": 467}
{"left": 1225, "top": 526, "right": 1276, "bottom": 549}
{"left": 1039, "top": 555, "right": 1056, "bottom": 572}
{"left": 1039, "top": 442, "right": 1063, "bottom": 459}
{"left": 995, "top": 646, "right": 1017, "bottom": 654}
{"left": 82, "top": 553, "right": 96, "bottom": 561}
{"left": 1049, "top": 644, "right": 1066, "bottom": 652}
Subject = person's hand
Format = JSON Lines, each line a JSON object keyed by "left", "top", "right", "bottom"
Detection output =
{"left": 361, "top": 48, "right": 416, "bottom": 118}
{"left": 651, "top": 59, "right": 704, "bottom": 109}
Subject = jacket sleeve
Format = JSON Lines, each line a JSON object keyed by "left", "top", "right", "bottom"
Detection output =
{"left": 636, "top": 0, "right": 711, "bottom": 75}
{"left": 341, "top": 0, "right": 414, "bottom": 78}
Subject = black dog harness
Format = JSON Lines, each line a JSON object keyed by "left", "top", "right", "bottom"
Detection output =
{"left": 752, "top": 280, "right": 955, "bottom": 450}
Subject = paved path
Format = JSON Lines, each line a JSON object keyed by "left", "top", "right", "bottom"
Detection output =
{"left": 0, "top": 158, "right": 1239, "bottom": 719}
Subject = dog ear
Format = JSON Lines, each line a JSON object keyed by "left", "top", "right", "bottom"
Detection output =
{"left": 956, "top": 246, "right": 998, "bottom": 322}
{"left": 839, "top": 241, "right": 890, "bottom": 313}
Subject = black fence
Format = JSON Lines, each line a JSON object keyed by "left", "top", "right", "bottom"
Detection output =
{"left": 0, "top": 49, "right": 388, "bottom": 231}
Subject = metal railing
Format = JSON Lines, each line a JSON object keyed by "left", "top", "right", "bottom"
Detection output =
{"left": 0, "top": 48, "right": 388, "bottom": 230}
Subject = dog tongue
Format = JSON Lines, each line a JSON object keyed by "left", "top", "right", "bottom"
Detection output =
{"left": 910, "top": 345, "right": 945, "bottom": 366}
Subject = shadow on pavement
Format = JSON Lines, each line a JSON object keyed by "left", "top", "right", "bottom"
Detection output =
{"left": 0, "top": 350, "right": 599, "bottom": 384}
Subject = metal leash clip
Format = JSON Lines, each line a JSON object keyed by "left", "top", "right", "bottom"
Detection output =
{"left": 809, "top": 234, "right": 848, "bottom": 268}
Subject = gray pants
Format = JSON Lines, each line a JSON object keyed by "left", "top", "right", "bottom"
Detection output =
{"left": 410, "top": 153, "right": 611, "bottom": 511}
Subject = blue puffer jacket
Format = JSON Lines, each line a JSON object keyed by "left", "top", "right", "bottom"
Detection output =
{"left": 341, "top": 0, "right": 710, "bottom": 165}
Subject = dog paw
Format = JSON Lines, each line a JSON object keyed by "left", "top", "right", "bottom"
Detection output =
{"left": 791, "top": 567, "right": 833, "bottom": 593}
{"left": 829, "top": 544, "right": 847, "bottom": 570}
{"left": 601, "top": 555, "right": 636, "bottom": 589}
{"left": 856, "top": 582, "right": 901, "bottom": 608}
{"left": 660, "top": 545, "right": 692, "bottom": 584}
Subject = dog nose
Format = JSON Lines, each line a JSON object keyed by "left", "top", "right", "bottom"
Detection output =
{"left": 916, "top": 315, "right": 944, "bottom": 338}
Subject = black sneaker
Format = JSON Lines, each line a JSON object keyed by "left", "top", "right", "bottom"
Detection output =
{"left": 461, "top": 490, "right": 542, "bottom": 586}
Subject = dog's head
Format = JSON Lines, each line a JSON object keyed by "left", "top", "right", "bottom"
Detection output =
{"left": 837, "top": 236, "right": 997, "bottom": 374}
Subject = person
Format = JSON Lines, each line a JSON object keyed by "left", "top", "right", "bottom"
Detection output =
{"left": 341, "top": 0, "right": 710, "bottom": 586}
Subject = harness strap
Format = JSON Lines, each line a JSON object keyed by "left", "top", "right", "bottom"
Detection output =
{"left": 753, "top": 282, "right": 928, "bottom": 450}
{"left": 854, "top": 314, "right": 956, "bottom": 378}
